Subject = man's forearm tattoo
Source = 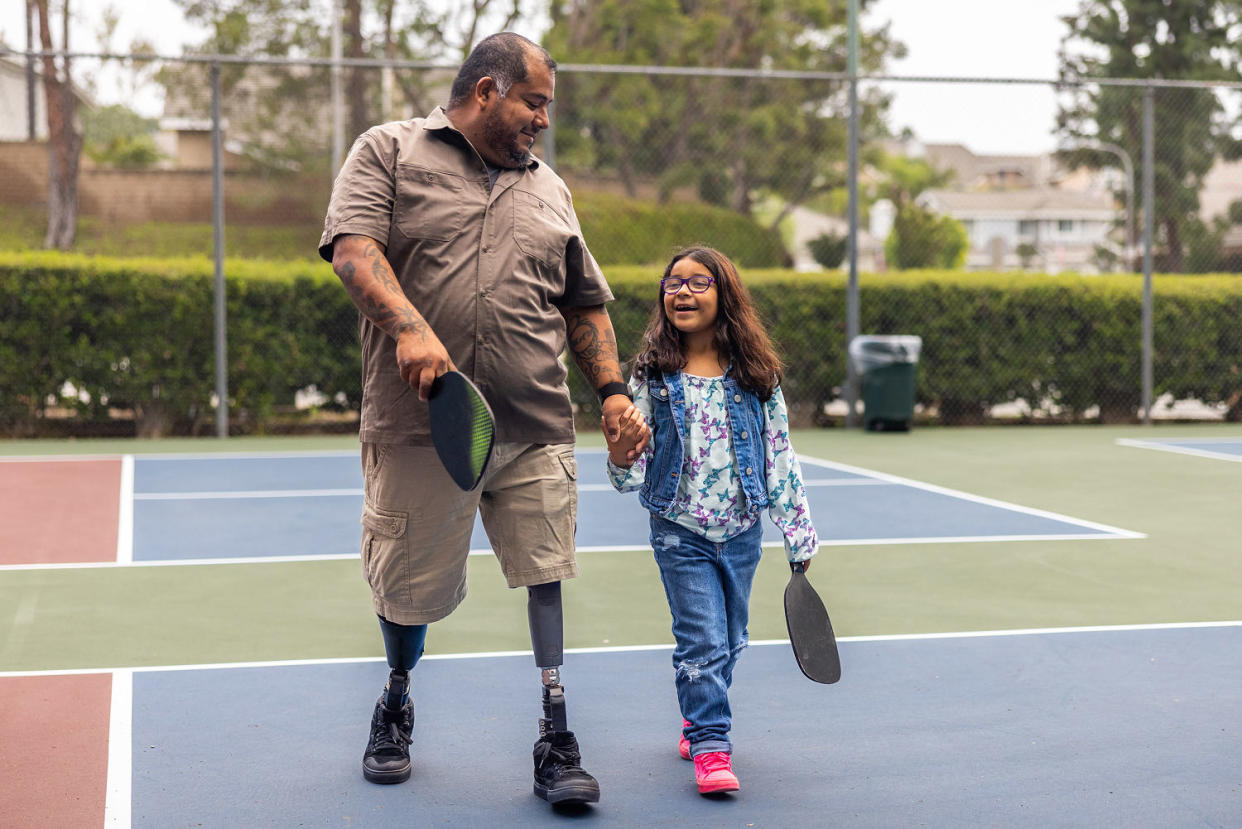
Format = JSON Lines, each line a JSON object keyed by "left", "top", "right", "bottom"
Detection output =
{"left": 566, "top": 310, "right": 623, "bottom": 387}
{"left": 336, "top": 236, "right": 427, "bottom": 341}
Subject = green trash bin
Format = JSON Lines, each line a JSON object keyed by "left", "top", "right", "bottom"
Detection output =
{"left": 848, "top": 335, "right": 922, "bottom": 431}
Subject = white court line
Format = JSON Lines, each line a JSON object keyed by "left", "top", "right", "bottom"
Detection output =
{"left": 103, "top": 669, "right": 132, "bottom": 828}
{"left": 0, "top": 527, "right": 1134, "bottom": 572}
{"left": 138, "top": 479, "right": 882, "bottom": 498}
{"left": 0, "top": 553, "right": 362, "bottom": 571}
{"left": 577, "top": 478, "right": 890, "bottom": 492}
{"left": 0, "top": 447, "right": 1141, "bottom": 572}
{"left": 134, "top": 488, "right": 362, "bottom": 501}
{"left": 1116, "top": 437, "right": 1242, "bottom": 463}
{"left": 116, "top": 456, "right": 134, "bottom": 565}
{"left": 3, "top": 620, "right": 1239, "bottom": 679}
{"left": 0, "top": 449, "right": 358, "bottom": 463}
{"left": 797, "top": 454, "right": 1146, "bottom": 539}
{"left": 134, "top": 449, "right": 359, "bottom": 461}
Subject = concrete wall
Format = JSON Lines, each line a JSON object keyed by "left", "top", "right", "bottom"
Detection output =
{"left": 1, "top": 141, "right": 327, "bottom": 225}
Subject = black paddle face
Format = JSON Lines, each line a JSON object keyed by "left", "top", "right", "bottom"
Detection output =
{"left": 784, "top": 561, "right": 842, "bottom": 684}
{"left": 427, "top": 371, "right": 496, "bottom": 491}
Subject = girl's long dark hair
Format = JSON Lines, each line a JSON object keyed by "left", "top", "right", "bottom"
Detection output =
{"left": 633, "top": 247, "right": 784, "bottom": 401}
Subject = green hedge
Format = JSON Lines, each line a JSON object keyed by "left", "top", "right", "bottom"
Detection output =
{"left": 0, "top": 251, "right": 358, "bottom": 436}
{"left": 4, "top": 253, "right": 1241, "bottom": 436}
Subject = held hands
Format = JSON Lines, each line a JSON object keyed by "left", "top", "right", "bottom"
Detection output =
{"left": 602, "top": 396, "right": 650, "bottom": 467}
{"left": 395, "top": 328, "right": 453, "bottom": 401}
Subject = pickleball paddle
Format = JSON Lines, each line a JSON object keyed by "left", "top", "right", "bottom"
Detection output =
{"left": 427, "top": 370, "right": 496, "bottom": 491}
{"left": 784, "top": 560, "right": 842, "bottom": 684}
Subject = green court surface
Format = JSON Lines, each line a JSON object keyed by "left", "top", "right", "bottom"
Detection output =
{"left": 2, "top": 423, "right": 1240, "bottom": 674}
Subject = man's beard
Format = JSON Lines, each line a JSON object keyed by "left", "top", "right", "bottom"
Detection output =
{"left": 482, "top": 107, "right": 533, "bottom": 168}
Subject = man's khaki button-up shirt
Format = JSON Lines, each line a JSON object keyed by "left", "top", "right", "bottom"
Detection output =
{"left": 319, "top": 107, "right": 613, "bottom": 446}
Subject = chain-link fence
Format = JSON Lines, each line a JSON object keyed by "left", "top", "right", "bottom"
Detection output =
{"left": 3, "top": 46, "right": 1242, "bottom": 436}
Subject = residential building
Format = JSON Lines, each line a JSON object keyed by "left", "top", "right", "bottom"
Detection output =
{"left": 0, "top": 54, "right": 92, "bottom": 141}
{"left": 918, "top": 187, "right": 1118, "bottom": 273}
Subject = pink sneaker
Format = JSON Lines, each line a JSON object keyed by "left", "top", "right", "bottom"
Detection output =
{"left": 679, "top": 719, "right": 691, "bottom": 760}
{"left": 693, "top": 751, "right": 739, "bottom": 794}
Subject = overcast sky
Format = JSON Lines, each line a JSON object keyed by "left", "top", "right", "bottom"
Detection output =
{"left": 4, "top": 0, "right": 1084, "bottom": 154}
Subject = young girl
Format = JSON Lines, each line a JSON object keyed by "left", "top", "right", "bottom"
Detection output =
{"left": 605, "top": 246, "right": 819, "bottom": 795}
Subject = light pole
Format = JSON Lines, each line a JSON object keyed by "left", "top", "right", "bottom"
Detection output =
{"left": 1061, "top": 139, "right": 1135, "bottom": 271}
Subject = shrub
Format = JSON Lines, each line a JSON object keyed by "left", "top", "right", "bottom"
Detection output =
{"left": 807, "top": 232, "right": 848, "bottom": 269}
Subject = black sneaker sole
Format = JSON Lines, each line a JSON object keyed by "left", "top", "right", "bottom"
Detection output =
{"left": 534, "top": 781, "right": 601, "bottom": 804}
{"left": 363, "top": 762, "right": 411, "bottom": 784}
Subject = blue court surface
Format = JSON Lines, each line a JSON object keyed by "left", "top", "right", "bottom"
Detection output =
{"left": 127, "top": 450, "right": 1141, "bottom": 564}
{"left": 1116, "top": 437, "right": 1242, "bottom": 463}
{"left": 121, "top": 622, "right": 1241, "bottom": 828}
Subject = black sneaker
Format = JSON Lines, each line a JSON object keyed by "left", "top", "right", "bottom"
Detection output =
{"left": 533, "top": 730, "right": 600, "bottom": 804}
{"left": 362, "top": 697, "right": 414, "bottom": 784}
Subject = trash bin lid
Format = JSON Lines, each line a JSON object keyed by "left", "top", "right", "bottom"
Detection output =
{"left": 848, "top": 335, "right": 922, "bottom": 371}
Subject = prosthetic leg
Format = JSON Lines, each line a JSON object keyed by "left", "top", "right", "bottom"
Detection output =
{"left": 362, "top": 616, "right": 426, "bottom": 784}
{"left": 528, "top": 582, "right": 600, "bottom": 805}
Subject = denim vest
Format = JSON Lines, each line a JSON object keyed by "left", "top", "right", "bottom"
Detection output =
{"left": 638, "top": 370, "right": 769, "bottom": 516}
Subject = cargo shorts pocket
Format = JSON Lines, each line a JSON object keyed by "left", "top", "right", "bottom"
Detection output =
{"left": 360, "top": 501, "right": 408, "bottom": 598}
{"left": 556, "top": 449, "right": 579, "bottom": 530}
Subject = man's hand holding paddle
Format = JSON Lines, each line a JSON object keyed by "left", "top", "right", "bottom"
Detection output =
{"left": 396, "top": 325, "right": 453, "bottom": 401}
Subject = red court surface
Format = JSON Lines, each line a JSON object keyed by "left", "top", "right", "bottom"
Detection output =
{"left": 0, "top": 674, "right": 112, "bottom": 827}
{"left": 0, "top": 459, "right": 121, "bottom": 565}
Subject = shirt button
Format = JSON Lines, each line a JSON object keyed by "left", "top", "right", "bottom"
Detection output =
{"left": 660, "top": 389, "right": 668, "bottom": 397}
{"left": 741, "top": 431, "right": 749, "bottom": 440}
{"left": 734, "top": 394, "right": 742, "bottom": 403}
{"left": 481, "top": 245, "right": 490, "bottom": 253}
{"left": 745, "top": 467, "right": 753, "bottom": 475}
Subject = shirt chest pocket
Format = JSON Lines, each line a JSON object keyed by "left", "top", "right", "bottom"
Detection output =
{"left": 394, "top": 165, "right": 465, "bottom": 242}
{"left": 512, "top": 190, "right": 570, "bottom": 268}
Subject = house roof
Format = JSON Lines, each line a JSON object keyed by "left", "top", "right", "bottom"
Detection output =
{"left": 914, "top": 142, "right": 1054, "bottom": 189}
{"left": 919, "top": 187, "right": 1117, "bottom": 219}
{"left": 0, "top": 53, "right": 94, "bottom": 103}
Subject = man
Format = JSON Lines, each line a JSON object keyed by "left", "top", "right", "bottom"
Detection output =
{"left": 318, "top": 32, "right": 646, "bottom": 806}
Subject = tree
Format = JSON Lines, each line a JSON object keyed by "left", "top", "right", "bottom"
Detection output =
{"left": 34, "top": 0, "right": 83, "bottom": 250}
{"left": 870, "top": 150, "right": 954, "bottom": 207}
{"left": 163, "top": 0, "right": 530, "bottom": 170}
{"left": 82, "top": 104, "right": 162, "bottom": 168}
{"left": 543, "top": 0, "right": 903, "bottom": 221}
{"left": 884, "top": 202, "right": 968, "bottom": 270}
{"left": 1057, "top": 1, "right": 1242, "bottom": 273}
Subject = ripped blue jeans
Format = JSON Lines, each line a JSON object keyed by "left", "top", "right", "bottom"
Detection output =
{"left": 649, "top": 513, "right": 764, "bottom": 757}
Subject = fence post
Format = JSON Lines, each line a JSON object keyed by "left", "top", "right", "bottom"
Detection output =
{"left": 545, "top": 100, "right": 557, "bottom": 168}
{"left": 1141, "top": 85, "right": 1154, "bottom": 425}
{"left": 845, "top": 0, "right": 861, "bottom": 428}
{"left": 330, "top": 1, "right": 344, "bottom": 175}
{"left": 211, "top": 61, "right": 228, "bottom": 438}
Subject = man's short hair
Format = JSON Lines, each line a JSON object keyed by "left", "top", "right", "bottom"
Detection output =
{"left": 448, "top": 32, "right": 556, "bottom": 108}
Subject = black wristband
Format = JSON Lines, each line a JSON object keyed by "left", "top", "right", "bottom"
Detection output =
{"left": 597, "top": 381, "right": 632, "bottom": 403}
